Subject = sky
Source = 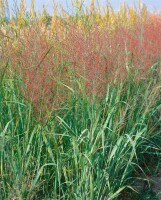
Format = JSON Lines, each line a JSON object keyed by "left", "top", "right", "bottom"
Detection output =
{"left": 7, "top": 0, "right": 161, "bottom": 16}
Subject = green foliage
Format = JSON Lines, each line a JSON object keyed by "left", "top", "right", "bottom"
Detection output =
{"left": 0, "top": 2, "right": 161, "bottom": 199}
{"left": 0, "top": 61, "right": 160, "bottom": 199}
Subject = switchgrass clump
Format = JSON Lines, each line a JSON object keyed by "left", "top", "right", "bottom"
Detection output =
{"left": 0, "top": 0, "right": 161, "bottom": 199}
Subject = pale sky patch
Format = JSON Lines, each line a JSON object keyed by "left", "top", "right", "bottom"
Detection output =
{"left": 6, "top": 0, "right": 161, "bottom": 16}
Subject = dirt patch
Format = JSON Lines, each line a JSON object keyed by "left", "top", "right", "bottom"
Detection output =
{"left": 151, "top": 169, "right": 161, "bottom": 199}
{"left": 133, "top": 169, "right": 161, "bottom": 199}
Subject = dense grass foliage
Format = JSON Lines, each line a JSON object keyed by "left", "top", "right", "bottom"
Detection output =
{"left": 0, "top": 0, "right": 161, "bottom": 199}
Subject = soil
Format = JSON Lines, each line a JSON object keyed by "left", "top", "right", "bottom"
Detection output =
{"left": 133, "top": 168, "right": 161, "bottom": 199}
{"left": 150, "top": 169, "right": 161, "bottom": 199}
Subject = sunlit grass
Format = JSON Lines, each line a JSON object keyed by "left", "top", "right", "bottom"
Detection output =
{"left": 0, "top": 0, "right": 161, "bottom": 199}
